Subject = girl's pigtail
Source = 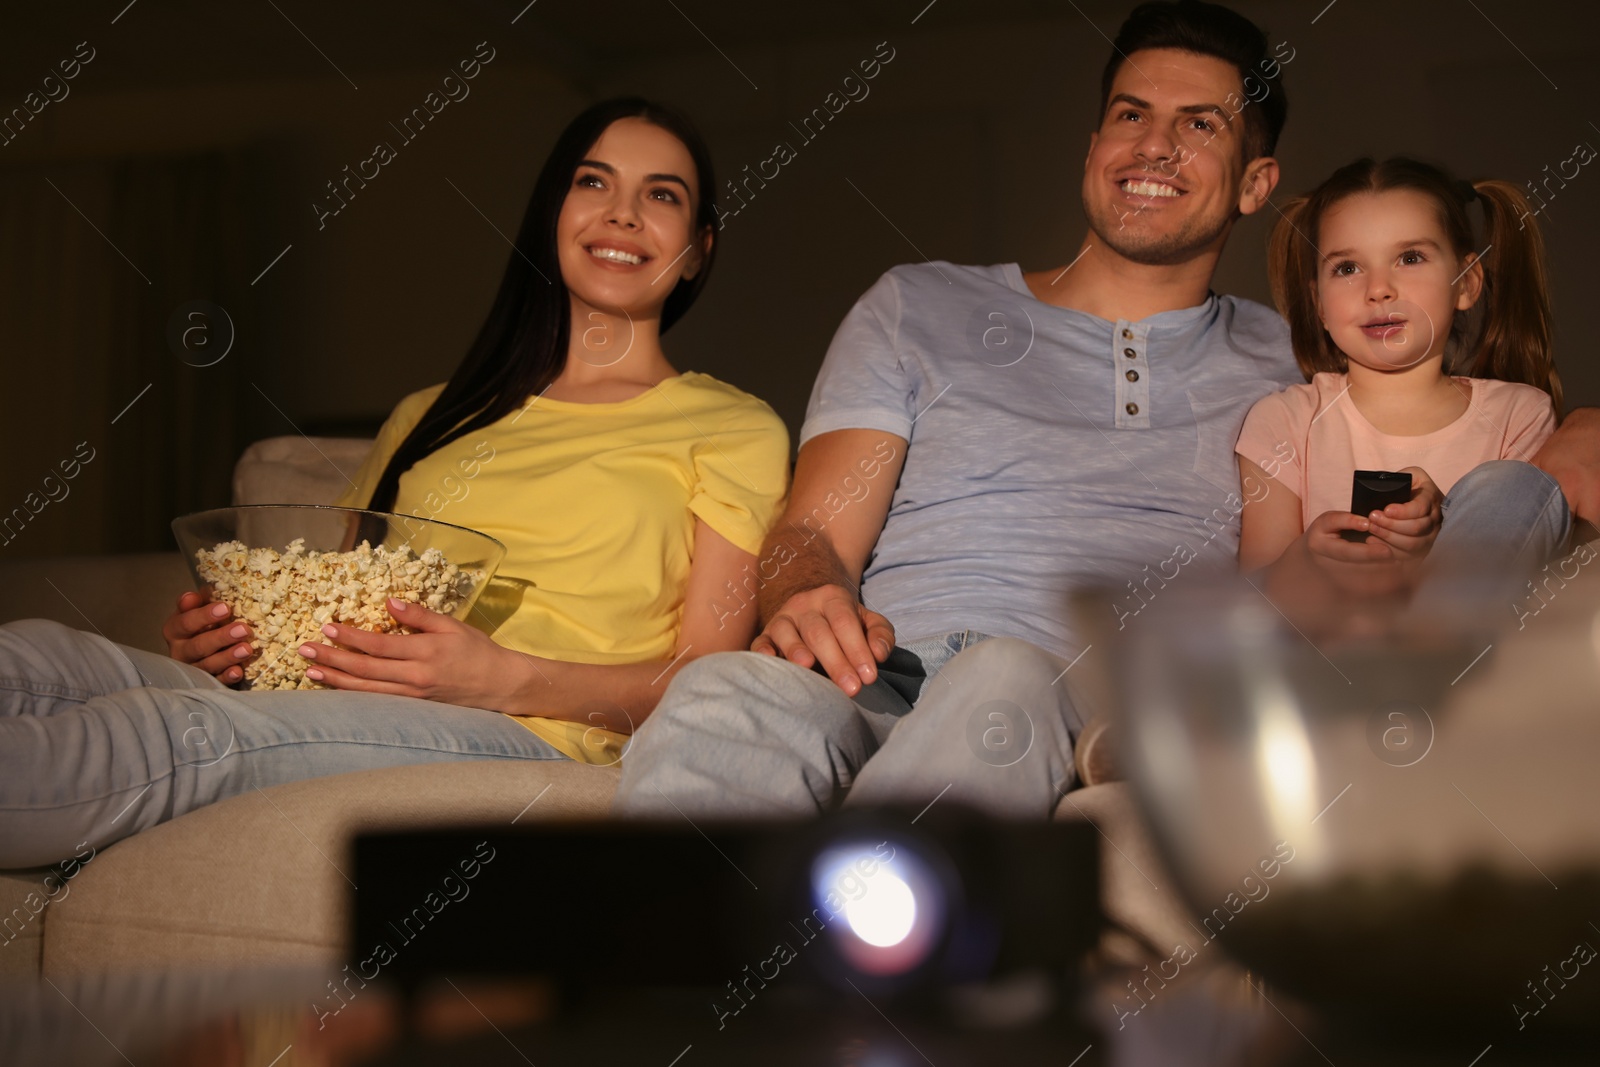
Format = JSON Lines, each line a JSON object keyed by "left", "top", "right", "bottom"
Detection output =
{"left": 1267, "top": 194, "right": 1327, "bottom": 381}
{"left": 1470, "top": 179, "right": 1563, "bottom": 417}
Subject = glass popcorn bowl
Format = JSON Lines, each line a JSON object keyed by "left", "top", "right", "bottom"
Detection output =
{"left": 1073, "top": 567, "right": 1600, "bottom": 1021}
{"left": 171, "top": 505, "right": 506, "bottom": 690}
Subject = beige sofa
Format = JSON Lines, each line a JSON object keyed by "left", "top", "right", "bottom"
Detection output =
{"left": 0, "top": 437, "right": 1183, "bottom": 980}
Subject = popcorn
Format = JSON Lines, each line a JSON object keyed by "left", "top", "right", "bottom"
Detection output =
{"left": 194, "top": 538, "right": 481, "bottom": 691}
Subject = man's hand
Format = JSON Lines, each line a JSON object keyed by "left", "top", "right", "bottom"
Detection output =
{"left": 749, "top": 429, "right": 909, "bottom": 697}
{"left": 1364, "top": 465, "right": 1442, "bottom": 561}
{"left": 751, "top": 584, "right": 895, "bottom": 696}
{"left": 161, "top": 589, "right": 253, "bottom": 684}
{"left": 1534, "top": 406, "right": 1600, "bottom": 525}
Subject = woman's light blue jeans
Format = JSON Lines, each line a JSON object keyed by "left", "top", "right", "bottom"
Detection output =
{"left": 0, "top": 620, "right": 565, "bottom": 868}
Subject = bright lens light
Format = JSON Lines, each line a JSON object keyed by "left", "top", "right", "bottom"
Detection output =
{"left": 843, "top": 871, "right": 915, "bottom": 947}
{"left": 810, "top": 839, "right": 946, "bottom": 978}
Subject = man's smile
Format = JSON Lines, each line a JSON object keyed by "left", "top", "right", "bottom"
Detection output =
{"left": 1117, "top": 176, "right": 1186, "bottom": 201}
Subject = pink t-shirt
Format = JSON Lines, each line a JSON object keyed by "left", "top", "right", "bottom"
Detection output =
{"left": 1236, "top": 372, "right": 1557, "bottom": 525}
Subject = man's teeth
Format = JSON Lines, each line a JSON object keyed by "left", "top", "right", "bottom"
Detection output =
{"left": 589, "top": 246, "right": 644, "bottom": 265}
{"left": 1122, "top": 180, "right": 1181, "bottom": 198}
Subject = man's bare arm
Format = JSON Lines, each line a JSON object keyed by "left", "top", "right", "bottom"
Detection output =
{"left": 1535, "top": 407, "right": 1600, "bottom": 528}
{"left": 751, "top": 428, "right": 908, "bottom": 695}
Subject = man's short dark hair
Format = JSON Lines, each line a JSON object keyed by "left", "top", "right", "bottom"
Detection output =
{"left": 1098, "top": 0, "right": 1289, "bottom": 164}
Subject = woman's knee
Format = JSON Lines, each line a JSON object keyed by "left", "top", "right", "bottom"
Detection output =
{"left": 0, "top": 619, "right": 109, "bottom": 684}
{"left": 0, "top": 617, "right": 83, "bottom": 651}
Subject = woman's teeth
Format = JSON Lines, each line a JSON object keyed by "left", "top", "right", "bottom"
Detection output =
{"left": 1122, "top": 180, "right": 1180, "bottom": 198}
{"left": 589, "top": 246, "right": 644, "bottom": 265}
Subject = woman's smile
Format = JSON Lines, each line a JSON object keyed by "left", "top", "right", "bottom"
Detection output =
{"left": 584, "top": 239, "right": 652, "bottom": 269}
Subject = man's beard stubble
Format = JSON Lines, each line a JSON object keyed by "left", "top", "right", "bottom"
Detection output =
{"left": 1082, "top": 191, "right": 1234, "bottom": 267}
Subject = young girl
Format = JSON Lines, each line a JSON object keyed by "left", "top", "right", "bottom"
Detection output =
{"left": 0, "top": 98, "right": 790, "bottom": 868}
{"left": 1237, "top": 156, "right": 1571, "bottom": 594}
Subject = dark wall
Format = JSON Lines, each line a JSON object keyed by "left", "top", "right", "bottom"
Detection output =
{"left": 4, "top": 0, "right": 1599, "bottom": 554}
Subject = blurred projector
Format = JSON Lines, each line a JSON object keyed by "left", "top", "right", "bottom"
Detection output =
{"left": 350, "top": 806, "right": 1100, "bottom": 1005}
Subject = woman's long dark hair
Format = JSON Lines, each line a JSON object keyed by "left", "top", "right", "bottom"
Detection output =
{"left": 366, "top": 97, "right": 719, "bottom": 515}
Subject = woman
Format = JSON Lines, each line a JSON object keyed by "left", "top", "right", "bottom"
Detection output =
{"left": 0, "top": 98, "right": 789, "bottom": 868}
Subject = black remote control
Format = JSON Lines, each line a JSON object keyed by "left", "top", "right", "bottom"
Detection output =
{"left": 1341, "top": 470, "right": 1412, "bottom": 542}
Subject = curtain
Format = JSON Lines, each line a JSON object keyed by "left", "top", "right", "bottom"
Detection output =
{"left": 0, "top": 150, "right": 261, "bottom": 556}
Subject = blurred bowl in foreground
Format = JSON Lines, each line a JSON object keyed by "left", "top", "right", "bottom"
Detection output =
{"left": 1076, "top": 566, "right": 1600, "bottom": 1020}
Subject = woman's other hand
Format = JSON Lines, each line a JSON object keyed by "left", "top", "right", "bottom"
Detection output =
{"left": 297, "top": 599, "right": 538, "bottom": 711}
{"left": 162, "top": 590, "right": 253, "bottom": 684}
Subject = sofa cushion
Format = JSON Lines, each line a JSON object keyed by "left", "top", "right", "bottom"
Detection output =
{"left": 232, "top": 435, "right": 374, "bottom": 508}
{"left": 0, "top": 437, "right": 376, "bottom": 655}
{"left": 0, "top": 869, "right": 56, "bottom": 977}
{"left": 44, "top": 760, "right": 618, "bottom": 976}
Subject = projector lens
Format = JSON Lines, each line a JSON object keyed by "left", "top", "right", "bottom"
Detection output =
{"left": 845, "top": 870, "right": 916, "bottom": 947}
{"left": 810, "top": 839, "right": 945, "bottom": 977}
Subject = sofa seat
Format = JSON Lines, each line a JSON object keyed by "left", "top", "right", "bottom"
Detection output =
{"left": 0, "top": 870, "right": 54, "bottom": 978}
{"left": 42, "top": 761, "right": 620, "bottom": 976}
{"left": 34, "top": 760, "right": 1182, "bottom": 977}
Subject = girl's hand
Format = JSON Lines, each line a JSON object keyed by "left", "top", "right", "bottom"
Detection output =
{"left": 1303, "top": 510, "right": 1412, "bottom": 598}
{"left": 297, "top": 598, "right": 539, "bottom": 711}
{"left": 1364, "top": 466, "right": 1442, "bottom": 560}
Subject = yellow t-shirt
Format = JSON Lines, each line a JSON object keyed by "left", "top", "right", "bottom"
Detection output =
{"left": 335, "top": 371, "right": 790, "bottom": 763}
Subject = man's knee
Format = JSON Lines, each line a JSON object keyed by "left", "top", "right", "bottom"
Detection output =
{"left": 663, "top": 650, "right": 809, "bottom": 706}
{"left": 914, "top": 636, "right": 1077, "bottom": 739}
{"left": 1452, "top": 459, "right": 1561, "bottom": 502}
{"left": 639, "top": 651, "right": 824, "bottom": 744}
{"left": 947, "top": 635, "right": 1065, "bottom": 684}
{"left": 1447, "top": 460, "right": 1570, "bottom": 541}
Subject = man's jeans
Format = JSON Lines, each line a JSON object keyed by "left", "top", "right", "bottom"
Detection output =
{"left": 1415, "top": 459, "right": 1573, "bottom": 612}
{"left": 1433, "top": 459, "right": 1571, "bottom": 569}
{"left": 613, "top": 629, "right": 1092, "bottom": 819}
{"left": 0, "top": 620, "right": 564, "bottom": 868}
{"left": 614, "top": 463, "right": 1570, "bottom": 822}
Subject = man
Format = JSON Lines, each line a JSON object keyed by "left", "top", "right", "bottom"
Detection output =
{"left": 614, "top": 0, "right": 1600, "bottom": 818}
